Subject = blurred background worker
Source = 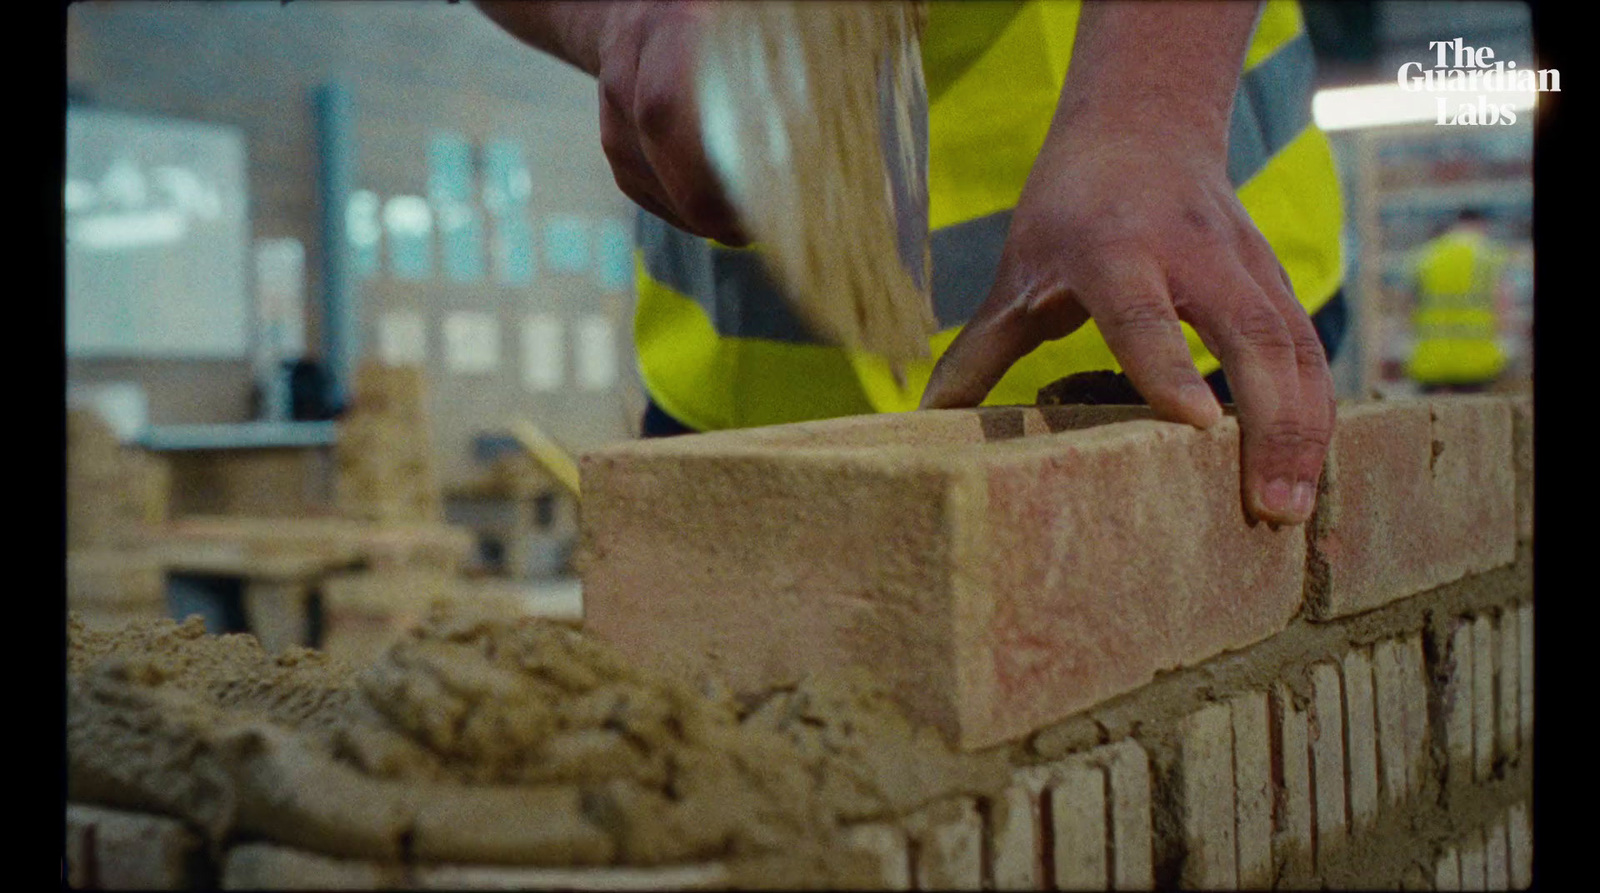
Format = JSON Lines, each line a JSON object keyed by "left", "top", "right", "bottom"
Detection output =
{"left": 479, "top": 0, "right": 1347, "bottom": 526}
{"left": 1406, "top": 209, "right": 1510, "bottom": 394}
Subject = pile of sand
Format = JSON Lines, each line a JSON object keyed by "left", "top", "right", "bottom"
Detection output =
{"left": 66, "top": 606, "right": 1004, "bottom": 884}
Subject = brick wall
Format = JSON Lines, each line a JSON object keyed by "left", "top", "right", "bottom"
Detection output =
{"left": 64, "top": 395, "right": 1533, "bottom": 889}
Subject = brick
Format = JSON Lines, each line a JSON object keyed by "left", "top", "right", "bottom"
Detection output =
{"left": 581, "top": 407, "right": 1306, "bottom": 749}
{"left": 1097, "top": 740, "right": 1155, "bottom": 890}
{"left": 413, "top": 863, "right": 732, "bottom": 890}
{"left": 1397, "top": 633, "right": 1432, "bottom": 795}
{"left": 841, "top": 825, "right": 912, "bottom": 892}
{"left": 1309, "top": 662, "right": 1348, "bottom": 863}
{"left": 907, "top": 796, "right": 984, "bottom": 891}
{"left": 67, "top": 803, "right": 202, "bottom": 890}
{"left": 1231, "top": 692, "right": 1273, "bottom": 888}
{"left": 222, "top": 844, "right": 401, "bottom": 889}
{"left": 1460, "top": 828, "right": 1487, "bottom": 891}
{"left": 1511, "top": 397, "right": 1532, "bottom": 542}
{"left": 1049, "top": 760, "right": 1110, "bottom": 891}
{"left": 1341, "top": 649, "right": 1379, "bottom": 828}
{"left": 986, "top": 786, "right": 1037, "bottom": 891}
{"left": 1435, "top": 847, "right": 1462, "bottom": 891}
{"left": 1179, "top": 703, "right": 1236, "bottom": 890}
{"left": 1270, "top": 683, "right": 1313, "bottom": 868}
{"left": 64, "top": 810, "right": 90, "bottom": 889}
{"left": 1443, "top": 619, "right": 1475, "bottom": 786}
{"left": 1517, "top": 604, "right": 1533, "bottom": 743}
{"left": 1485, "top": 819, "right": 1509, "bottom": 891}
{"left": 1372, "top": 638, "right": 1413, "bottom": 805}
{"left": 1306, "top": 398, "right": 1515, "bottom": 620}
{"left": 1496, "top": 608, "right": 1520, "bottom": 762}
{"left": 1507, "top": 803, "right": 1532, "bottom": 889}
{"left": 1472, "top": 615, "right": 1496, "bottom": 782}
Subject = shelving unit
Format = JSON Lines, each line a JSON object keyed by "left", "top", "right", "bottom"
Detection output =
{"left": 1336, "top": 120, "right": 1534, "bottom": 397}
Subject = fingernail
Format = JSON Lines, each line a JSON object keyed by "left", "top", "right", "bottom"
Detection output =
{"left": 1292, "top": 481, "right": 1315, "bottom": 518}
{"left": 1262, "top": 478, "right": 1296, "bottom": 517}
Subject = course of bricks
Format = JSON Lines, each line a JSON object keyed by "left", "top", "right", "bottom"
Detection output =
{"left": 64, "top": 396, "right": 1533, "bottom": 889}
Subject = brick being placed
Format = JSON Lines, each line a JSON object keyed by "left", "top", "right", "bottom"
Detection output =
{"left": 582, "top": 405, "right": 1305, "bottom": 750}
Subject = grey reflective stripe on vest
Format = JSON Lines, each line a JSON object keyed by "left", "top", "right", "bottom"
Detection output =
{"left": 640, "top": 33, "right": 1316, "bottom": 344}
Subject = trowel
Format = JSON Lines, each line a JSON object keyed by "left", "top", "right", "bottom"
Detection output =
{"left": 696, "top": 1, "right": 936, "bottom": 366}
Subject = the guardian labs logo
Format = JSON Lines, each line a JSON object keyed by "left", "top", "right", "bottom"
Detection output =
{"left": 1398, "top": 38, "right": 1561, "bottom": 125}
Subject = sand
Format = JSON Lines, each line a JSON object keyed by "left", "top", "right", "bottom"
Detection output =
{"left": 66, "top": 605, "right": 1006, "bottom": 884}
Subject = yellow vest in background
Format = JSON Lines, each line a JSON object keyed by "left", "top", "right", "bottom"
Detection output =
{"left": 634, "top": 0, "right": 1346, "bottom": 431}
{"left": 1407, "top": 230, "right": 1507, "bottom": 385}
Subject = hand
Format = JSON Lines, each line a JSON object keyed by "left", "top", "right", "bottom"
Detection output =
{"left": 476, "top": 0, "right": 745, "bottom": 244}
{"left": 593, "top": 2, "right": 746, "bottom": 245}
{"left": 920, "top": 116, "right": 1335, "bottom": 526}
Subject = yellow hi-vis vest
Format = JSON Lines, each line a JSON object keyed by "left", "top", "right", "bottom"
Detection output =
{"left": 1406, "top": 230, "right": 1508, "bottom": 385}
{"left": 634, "top": 0, "right": 1345, "bottom": 431}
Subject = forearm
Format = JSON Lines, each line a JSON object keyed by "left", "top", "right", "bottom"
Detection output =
{"left": 474, "top": 1, "right": 626, "bottom": 76}
{"left": 1055, "top": 1, "right": 1262, "bottom": 153}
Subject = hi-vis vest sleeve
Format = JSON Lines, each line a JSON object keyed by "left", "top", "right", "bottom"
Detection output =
{"left": 634, "top": 0, "right": 1345, "bottom": 431}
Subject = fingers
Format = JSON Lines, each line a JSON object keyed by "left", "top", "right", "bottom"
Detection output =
{"left": 920, "top": 280, "right": 1075, "bottom": 409}
{"left": 1177, "top": 258, "right": 1332, "bottom": 525}
{"left": 1073, "top": 253, "right": 1222, "bottom": 429}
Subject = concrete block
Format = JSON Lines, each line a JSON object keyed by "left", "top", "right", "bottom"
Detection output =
{"left": 1443, "top": 619, "right": 1475, "bottom": 786}
{"left": 842, "top": 824, "right": 912, "bottom": 892}
{"left": 1231, "top": 692, "right": 1273, "bottom": 888}
{"left": 1306, "top": 398, "right": 1515, "bottom": 620}
{"left": 222, "top": 844, "right": 400, "bottom": 890}
{"left": 1485, "top": 819, "right": 1509, "bottom": 891}
{"left": 582, "top": 407, "right": 1306, "bottom": 749}
{"left": 1049, "top": 760, "right": 1110, "bottom": 891}
{"left": 1341, "top": 649, "right": 1379, "bottom": 828}
{"left": 1435, "top": 847, "right": 1462, "bottom": 891}
{"left": 67, "top": 803, "right": 202, "bottom": 890}
{"left": 1507, "top": 803, "right": 1532, "bottom": 889}
{"left": 1472, "top": 615, "right": 1496, "bottom": 782}
{"left": 1511, "top": 397, "right": 1532, "bottom": 543}
{"left": 413, "top": 863, "right": 732, "bottom": 890}
{"left": 1517, "top": 604, "right": 1532, "bottom": 743}
{"left": 1179, "top": 703, "right": 1236, "bottom": 890}
{"left": 986, "top": 785, "right": 1038, "bottom": 891}
{"left": 1269, "top": 683, "right": 1313, "bottom": 867}
{"left": 1097, "top": 740, "right": 1155, "bottom": 891}
{"left": 1497, "top": 609, "right": 1520, "bottom": 761}
{"left": 1460, "top": 828, "right": 1487, "bottom": 891}
{"left": 1309, "top": 662, "right": 1348, "bottom": 863}
{"left": 907, "top": 796, "right": 984, "bottom": 891}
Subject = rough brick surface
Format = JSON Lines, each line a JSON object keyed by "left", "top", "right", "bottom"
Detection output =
{"left": 1372, "top": 638, "right": 1411, "bottom": 805}
{"left": 1309, "top": 662, "right": 1348, "bottom": 862}
{"left": 582, "top": 406, "right": 1304, "bottom": 749}
{"left": 1517, "top": 604, "right": 1533, "bottom": 744}
{"left": 1179, "top": 703, "right": 1237, "bottom": 890}
{"left": 1511, "top": 397, "right": 1532, "bottom": 543}
{"left": 67, "top": 803, "right": 202, "bottom": 890}
{"left": 1459, "top": 828, "right": 1487, "bottom": 891}
{"left": 1307, "top": 398, "right": 1515, "bottom": 620}
{"left": 1231, "top": 692, "right": 1273, "bottom": 888}
{"left": 222, "top": 844, "right": 401, "bottom": 890}
{"left": 1507, "top": 804, "right": 1532, "bottom": 889}
{"left": 1472, "top": 615, "right": 1497, "bottom": 782}
{"left": 842, "top": 825, "right": 912, "bottom": 892}
{"left": 1436, "top": 847, "right": 1462, "bottom": 891}
{"left": 1496, "top": 608, "right": 1520, "bottom": 762}
{"left": 1341, "top": 649, "right": 1379, "bottom": 828}
{"left": 1270, "top": 683, "right": 1313, "bottom": 869}
{"left": 986, "top": 785, "right": 1037, "bottom": 891}
{"left": 1050, "top": 760, "right": 1109, "bottom": 890}
{"left": 1485, "top": 819, "right": 1509, "bottom": 891}
{"left": 907, "top": 796, "right": 984, "bottom": 891}
{"left": 1443, "top": 620, "right": 1475, "bottom": 786}
{"left": 1097, "top": 740, "right": 1155, "bottom": 891}
{"left": 412, "top": 863, "right": 732, "bottom": 890}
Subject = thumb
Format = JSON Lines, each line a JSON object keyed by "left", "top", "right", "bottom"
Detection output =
{"left": 919, "top": 278, "right": 1089, "bottom": 410}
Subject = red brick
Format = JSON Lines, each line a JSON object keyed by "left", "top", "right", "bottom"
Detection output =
{"left": 582, "top": 407, "right": 1304, "bottom": 749}
{"left": 1307, "top": 398, "right": 1515, "bottom": 620}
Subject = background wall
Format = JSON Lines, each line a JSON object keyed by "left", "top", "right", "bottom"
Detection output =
{"left": 67, "top": 1, "right": 645, "bottom": 486}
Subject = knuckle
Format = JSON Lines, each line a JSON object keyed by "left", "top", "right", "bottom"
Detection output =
{"left": 1230, "top": 303, "right": 1294, "bottom": 355}
{"left": 633, "top": 85, "right": 677, "bottom": 140}
{"left": 1102, "top": 296, "right": 1176, "bottom": 338}
{"left": 1250, "top": 417, "right": 1328, "bottom": 457}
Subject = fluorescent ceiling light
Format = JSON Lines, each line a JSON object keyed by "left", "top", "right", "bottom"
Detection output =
{"left": 1313, "top": 82, "right": 1537, "bottom": 131}
{"left": 68, "top": 209, "right": 187, "bottom": 250}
